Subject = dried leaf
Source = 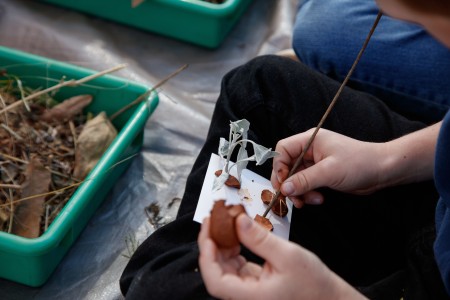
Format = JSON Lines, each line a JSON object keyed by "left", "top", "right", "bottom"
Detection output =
{"left": 11, "top": 157, "right": 51, "bottom": 238}
{"left": 0, "top": 209, "right": 9, "bottom": 227}
{"left": 40, "top": 94, "right": 92, "bottom": 122}
{"left": 73, "top": 112, "right": 117, "bottom": 179}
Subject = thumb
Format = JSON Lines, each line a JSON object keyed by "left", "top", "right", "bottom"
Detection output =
{"left": 236, "top": 214, "right": 295, "bottom": 271}
{"left": 280, "top": 162, "right": 330, "bottom": 196}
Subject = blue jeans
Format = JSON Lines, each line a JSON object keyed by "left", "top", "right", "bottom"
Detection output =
{"left": 293, "top": 0, "right": 450, "bottom": 123}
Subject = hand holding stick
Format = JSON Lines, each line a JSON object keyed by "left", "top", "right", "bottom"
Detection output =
{"left": 263, "top": 11, "right": 383, "bottom": 217}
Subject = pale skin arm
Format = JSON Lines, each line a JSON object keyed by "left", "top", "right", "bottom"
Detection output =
{"left": 271, "top": 122, "right": 441, "bottom": 208}
{"left": 198, "top": 214, "right": 367, "bottom": 300}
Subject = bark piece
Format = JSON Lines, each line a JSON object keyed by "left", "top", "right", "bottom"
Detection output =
{"left": 210, "top": 200, "right": 246, "bottom": 248}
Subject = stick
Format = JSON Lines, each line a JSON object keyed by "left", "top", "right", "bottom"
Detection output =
{"left": 0, "top": 184, "right": 21, "bottom": 189}
{"left": 263, "top": 11, "right": 383, "bottom": 217}
{"left": 109, "top": 64, "right": 188, "bottom": 121}
{"left": 0, "top": 64, "right": 127, "bottom": 115}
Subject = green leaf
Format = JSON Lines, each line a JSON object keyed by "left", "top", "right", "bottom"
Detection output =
{"left": 218, "top": 137, "right": 229, "bottom": 158}
{"left": 253, "top": 143, "right": 279, "bottom": 165}
{"left": 230, "top": 119, "right": 250, "bottom": 136}
{"left": 236, "top": 147, "right": 248, "bottom": 181}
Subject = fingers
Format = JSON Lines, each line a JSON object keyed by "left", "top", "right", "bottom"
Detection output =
{"left": 273, "top": 130, "right": 315, "bottom": 177}
{"left": 272, "top": 165, "right": 325, "bottom": 208}
{"left": 302, "top": 190, "right": 324, "bottom": 205}
{"left": 199, "top": 219, "right": 260, "bottom": 300}
{"left": 199, "top": 217, "right": 240, "bottom": 259}
{"left": 287, "top": 190, "right": 324, "bottom": 208}
{"left": 236, "top": 214, "right": 297, "bottom": 271}
{"left": 281, "top": 160, "right": 332, "bottom": 197}
{"left": 272, "top": 130, "right": 329, "bottom": 198}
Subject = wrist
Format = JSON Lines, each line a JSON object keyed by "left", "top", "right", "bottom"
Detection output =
{"left": 377, "top": 127, "right": 437, "bottom": 188}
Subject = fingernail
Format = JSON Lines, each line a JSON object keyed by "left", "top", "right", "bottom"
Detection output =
{"left": 239, "top": 215, "right": 252, "bottom": 232}
{"left": 277, "top": 174, "right": 282, "bottom": 183}
{"left": 282, "top": 181, "right": 295, "bottom": 195}
{"left": 310, "top": 197, "right": 322, "bottom": 205}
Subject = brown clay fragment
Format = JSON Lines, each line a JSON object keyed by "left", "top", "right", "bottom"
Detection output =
{"left": 271, "top": 196, "right": 288, "bottom": 217}
{"left": 215, "top": 170, "right": 241, "bottom": 189}
{"left": 260, "top": 189, "right": 289, "bottom": 217}
{"left": 210, "top": 200, "right": 246, "bottom": 248}
{"left": 260, "top": 189, "right": 273, "bottom": 205}
{"left": 254, "top": 214, "right": 273, "bottom": 231}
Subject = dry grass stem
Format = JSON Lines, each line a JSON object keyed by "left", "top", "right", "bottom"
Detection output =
{"left": 0, "top": 64, "right": 127, "bottom": 115}
{"left": 110, "top": 64, "right": 188, "bottom": 121}
{"left": 0, "top": 184, "right": 21, "bottom": 189}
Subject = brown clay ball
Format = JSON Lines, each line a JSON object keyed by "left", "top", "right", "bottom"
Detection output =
{"left": 210, "top": 200, "right": 246, "bottom": 248}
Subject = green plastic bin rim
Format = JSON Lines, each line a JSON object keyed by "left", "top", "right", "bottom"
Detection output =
{"left": 44, "top": 0, "right": 247, "bottom": 17}
{"left": 0, "top": 46, "right": 158, "bottom": 256}
{"left": 154, "top": 0, "right": 244, "bottom": 16}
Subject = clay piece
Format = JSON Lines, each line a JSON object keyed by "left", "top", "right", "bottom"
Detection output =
{"left": 215, "top": 170, "right": 241, "bottom": 189}
{"left": 210, "top": 200, "right": 246, "bottom": 248}
{"left": 254, "top": 214, "right": 273, "bottom": 231}
{"left": 271, "top": 196, "right": 289, "bottom": 217}
{"left": 260, "top": 189, "right": 273, "bottom": 205}
{"left": 260, "top": 189, "right": 289, "bottom": 217}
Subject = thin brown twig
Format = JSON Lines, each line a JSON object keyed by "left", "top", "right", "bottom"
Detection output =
{"left": 1, "top": 124, "right": 23, "bottom": 140}
{"left": 263, "top": 11, "right": 383, "bottom": 217}
{"left": 69, "top": 120, "right": 77, "bottom": 150}
{"left": 0, "top": 64, "right": 127, "bottom": 115}
{"left": 0, "top": 152, "right": 28, "bottom": 164}
{"left": 109, "top": 64, "right": 188, "bottom": 121}
{"left": 44, "top": 204, "right": 50, "bottom": 232}
{"left": 0, "top": 184, "right": 21, "bottom": 189}
{"left": 8, "top": 189, "right": 13, "bottom": 233}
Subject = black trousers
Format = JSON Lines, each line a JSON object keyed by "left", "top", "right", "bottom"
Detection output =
{"left": 120, "top": 55, "right": 447, "bottom": 300}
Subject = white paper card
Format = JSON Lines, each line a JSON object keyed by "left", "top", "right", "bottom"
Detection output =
{"left": 194, "top": 153, "right": 292, "bottom": 240}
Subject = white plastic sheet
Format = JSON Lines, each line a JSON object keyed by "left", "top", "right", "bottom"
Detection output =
{"left": 0, "top": 0, "right": 298, "bottom": 298}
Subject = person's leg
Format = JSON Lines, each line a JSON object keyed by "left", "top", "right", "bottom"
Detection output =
{"left": 292, "top": 0, "right": 450, "bottom": 123}
{"left": 121, "top": 56, "right": 439, "bottom": 299}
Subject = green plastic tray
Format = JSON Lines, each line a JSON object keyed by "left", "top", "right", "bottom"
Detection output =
{"left": 0, "top": 46, "right": 159, "bottom": 287}
{"left": 41, "top": 0, "right": 253, "bottom": 48}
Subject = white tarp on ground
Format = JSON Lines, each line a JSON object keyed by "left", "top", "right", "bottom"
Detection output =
{"left": 0, "top": 0, "right": 298, "bottom": 298}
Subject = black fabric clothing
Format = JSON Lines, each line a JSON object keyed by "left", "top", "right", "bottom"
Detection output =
{"left": 120, "top": 55, "right": 445, "bottom": 299}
